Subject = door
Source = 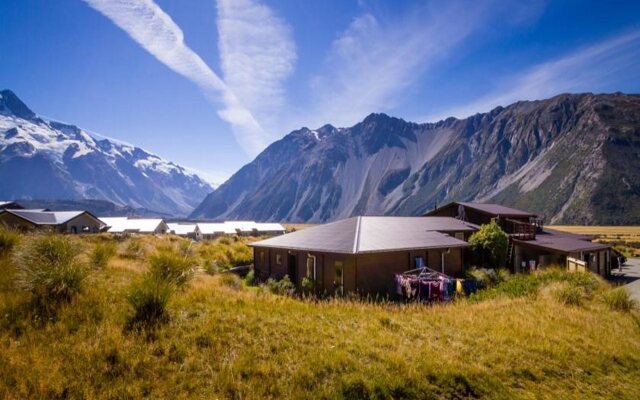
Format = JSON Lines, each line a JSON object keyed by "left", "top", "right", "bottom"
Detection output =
{"left": 287, "top": 253, "right": 297, "bottom": 284}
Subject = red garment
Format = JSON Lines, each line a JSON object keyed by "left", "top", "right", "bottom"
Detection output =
{"left": 429, "top": 281, "right": 440, "bottom": 301}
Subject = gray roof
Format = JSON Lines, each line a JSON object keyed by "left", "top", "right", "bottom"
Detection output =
{"left": 250, "top": 216, "right": 473, "bottom": 254}
{"left": 514, "top": 229, "right": 609, "bottom": 253}
{"left": 2, "top": 209, "right": 103, "bottom": 226}
{"left": 457, "top": 202, "right": 537, "bottom": 217}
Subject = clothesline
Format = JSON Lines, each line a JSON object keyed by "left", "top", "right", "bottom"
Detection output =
{"left": 394, "top": 266, "right": 478, "bottom": 302}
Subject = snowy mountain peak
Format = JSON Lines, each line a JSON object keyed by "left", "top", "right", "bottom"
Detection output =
{"left": 0, "top": 90, "right": 213, "bottom": 216}
{"left": 0, "top": 89, "right": 36, "bottom": 120}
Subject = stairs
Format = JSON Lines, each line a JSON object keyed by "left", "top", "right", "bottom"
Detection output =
{"left": 506, "top": 238, "right": 515, "bottom": 270}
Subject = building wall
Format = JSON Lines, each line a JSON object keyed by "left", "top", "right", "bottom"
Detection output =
{"left": 64, "top": 214, "right": 102, "bottom": 234}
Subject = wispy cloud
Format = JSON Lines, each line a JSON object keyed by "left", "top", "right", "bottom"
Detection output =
{"left": 216, "top": 0, "right": 296, "bottom": 135}
{"left": 422, "top": 29, "right": 640, "bottom": 122}
{"left": 82, "top": 0, "right": 269, "bottom": 154}
{"left": 303, "top": 2, "right": 501, "bottom": 128}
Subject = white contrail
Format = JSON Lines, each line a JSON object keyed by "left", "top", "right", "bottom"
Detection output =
{"left": 82, "top": 0, "right": 270, "bottom": 154}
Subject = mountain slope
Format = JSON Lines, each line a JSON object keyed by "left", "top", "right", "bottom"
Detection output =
{"left": 0, "top": 90, "right": 213, "bottom": 216}
{"left": 191, "top": 92, "right": 640, "bottom": 224}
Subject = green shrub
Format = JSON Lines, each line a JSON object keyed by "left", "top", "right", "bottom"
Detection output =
{"left": 126, "top": 274, "right": 173, "bottom": 330}
{"left": 218, "top": 273, "right": 242, "bottom": 290}
{"left": 554, "top": 285, "right": 584, "bottom": 306}
{"left": 13, "top": 235, "right": 87, "bottom": 305}
{"left": 265, "top": 275, "right": 295, "bottom": 296}
{"left": 90, "top": 241, "right": 117, "bottom": 269}
{"left": 603, "top": 287, "right": 637, "bottom": 312}
{"left": 244, "top": 268, "right": 255, "bottom": 286}
{"left": 301, "top": 276, "right": 314, "bottom": 293}
{"left": 0, "top": 227, "right": 19, "bottom": 257}
{"left": 148, "top": 246, "right": 195, "bottom": 288}
{"left": 468, "top": 220, "right": 509, "bottom": 268}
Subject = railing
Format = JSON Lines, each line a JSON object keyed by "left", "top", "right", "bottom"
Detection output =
{"left": 503, "top": 218, "right": 537, "bottom": 240}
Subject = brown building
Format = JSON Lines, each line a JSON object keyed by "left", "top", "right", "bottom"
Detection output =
{"left": 0, "top": 209, "right": 105, "bottom": 234}
{"left": 427, "top": 202, "right": 611, "bottom": 277}
{"left": 250, "top": 216, "right": 475, "bottom": 297}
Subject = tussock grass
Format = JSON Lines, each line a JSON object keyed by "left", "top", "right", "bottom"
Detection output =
{"left": 12, "top": 235, "right": 87, "bottom": 309}
{"left": 0, "top": 227, "right": 19, "bottom": 257}
{"left": 90, "top": 241, "right": 117, "bottom": 269}
{"left": 604, "top": 287, "right": 637, "bottom": 312}
{"left": 0, "top": 234, "right": 639, "bottom": 399}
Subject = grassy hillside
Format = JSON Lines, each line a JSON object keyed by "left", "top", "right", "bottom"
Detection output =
{"left": 0, "top": 232, "right": 639, "bottom": 399}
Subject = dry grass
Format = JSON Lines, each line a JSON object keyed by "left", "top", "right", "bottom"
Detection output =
{"left": 0, "top": 234, "right": 639, "bottom": 399}
{"left": 283, "top": 223, "right": 317, "bottom": 232}
{"left": 549, "top": 225, "right": 640, "bottom": 257}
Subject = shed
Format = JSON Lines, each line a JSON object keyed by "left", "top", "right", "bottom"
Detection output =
{"left": 100, "top": 217, "right": 169, "bottom": 234}
{"left": 198, "top": 223, "right": 237, "bottom": 240}
{"left": 167, "top": 223, "right": 201, "bottom": 240}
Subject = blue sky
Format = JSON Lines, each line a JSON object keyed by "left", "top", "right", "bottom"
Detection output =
{"left": 1, "top": 0, "right": 639, "bottom": 184}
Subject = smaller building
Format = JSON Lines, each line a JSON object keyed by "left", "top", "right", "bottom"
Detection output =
{"left": 427, "top": 201, "right": 611, "bottom": 277}
{"left": 224, "top": 221, "right": 259, "bottom": 236}
{"left": 254, "top": 222, "right": 286, "bottom": 236}
{"left": 198, "top": 223, "right": 237, "bottom": 240}
{"left": 100, "top": 217, "right": 169, "bottom": 235}
{"left": 167, "top": 223, "right": 201, "bottom": 240}
{"left": 0, "top": 209, "right": 105, "bottom": 233}
{"left": 251, "top": 216, "right": 474, "bottom": 297}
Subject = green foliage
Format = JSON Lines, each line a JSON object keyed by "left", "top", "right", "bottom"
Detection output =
{"left": 148, "top": 245, "right": 195, "bottom": 289}
{"left": 265, "top": 275, "right": 295, "bottom": 296}
{"left": 469, "top": 220, "right": 509, "bottom": 268}
{"left": 244, "top": 268, "right": 255, "bottom": 286}
{"left": 90, "top": 241, "right": 117, "bottom": 269}
{"left": 604, "top": 287, "right": 637, "bottom": 312}
{"left": 466, "top": 267, "right": 509, "bottom": 288}
{"left": 13, "top": 235, "right": 87, "bottom": 306}
{"left": 301, "top": 276, "right": 314, "bottom": 293}
{"left": 126, "top": 274, "right": 173, "bottom": 330}
{"left": 0, "top": 227, "right": 19, "bottom": 258}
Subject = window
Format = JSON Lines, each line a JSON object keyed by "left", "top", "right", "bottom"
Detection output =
{"left": 276, "top": 254, "right": 282, "bottom": 265}
{"left": 334, "top": 261, "right": 344, "bottom": 295}
{"left": 260, "top": 251, "right": 265, "bottom": 264}
{"left": 455, "top": 232, "right": 464, "bottom": 240}
{"left": 414, "top": 256, "right": 425, "bottom": 268}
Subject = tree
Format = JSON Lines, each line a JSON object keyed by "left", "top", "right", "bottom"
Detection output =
{"left": 468, "top": 220, "right": 509, "bottom": 268}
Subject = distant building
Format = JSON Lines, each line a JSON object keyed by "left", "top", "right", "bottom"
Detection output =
{"left": 100, "top": 217, "right": 169, "bottom": 234}
{"left": 0, "top": 209, "right": 105, "bottom": 233}
{"left": 0, "top": 201, "right": 24, "bottom": 210}
{"left": 198, "top": 223, "right": 236, "bottom": 240}
{"left": 254, "top": 223, "right": 286, "bottom": 236}
{"left": 426, "top": 201, "right": 611, "bottom": 277}
{"left": 251, "top": 216, "right": 474, "bottom": 297}
{"left": 167, "top": 223, "right": 201, "bottom": 240}
{"left": 223, "top": 221, "right": 259, "bottom": 236}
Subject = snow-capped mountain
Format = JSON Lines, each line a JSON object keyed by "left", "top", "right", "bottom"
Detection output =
{"left": 191, "top": 92, "right": 640, "bottom": 225}
{"left": 0, "top": 89, "right": 213, "bottom": 216}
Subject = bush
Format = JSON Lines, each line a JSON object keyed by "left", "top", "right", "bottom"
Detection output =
{"left": 13, "top": 235, "right": 87, "bottom": 305}
{"left": 265, "top": 275, "right": 295, "bottom": 296}
{"left": 123, "top": 238, "right": 145, "bottom": 259}
{"left": 468, "top": 220, "right": 509, "bottom": 268}
{"left": 554, "top": 285, "right": 584, "bottom": 306}
{"left": 0, "top": 227, "right": 19, "bottom": 257}
{"left": 148, "top": 246, "right": 195, "bottom": 289}
{"left": 218, "top": 273, "right": 242, "bottom": 290}
{"left": 126, "top": 274, "right": 173, "bottom": 330}
{"left": 244, "top": 268, "right": 255, "bottom": 286}
{"left": 603, "top": 287, "right": 637, "bottom": 312}
{"left": 90, "top": 241, "right": 117, "bottom": 269}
